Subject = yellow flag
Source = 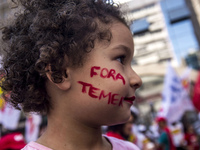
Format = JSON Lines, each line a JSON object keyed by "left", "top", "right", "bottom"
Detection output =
{"left": 0, "top": 87, "right": 5, "bottom": 109}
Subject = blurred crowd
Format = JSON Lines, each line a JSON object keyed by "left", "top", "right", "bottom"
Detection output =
{"left": 0, "top": 107, "right": 200, "bottom": 150}
{"left": 103, "top": 110, "right": 200, "bottom": 150}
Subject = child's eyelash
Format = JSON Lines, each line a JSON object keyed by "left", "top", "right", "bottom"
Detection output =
{"left": 116, "top": 55, "right": 126, "bottom": 64}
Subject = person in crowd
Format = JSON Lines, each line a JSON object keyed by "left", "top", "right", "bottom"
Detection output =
{"left": 169, "top": 121, "right": 185, "bottom": 150}
{"left": 106, "top": 113, "right": 136, "bottom": 143}
{"left": 184, "top": 125, "right": 200, "bottom": 150}
{"left": 136, "top": 124, "right": 155, "bottom": 150}
{"left": 137, "top": 124, "right": 148, "bottom": 150}
{"left": 156, "top": 117, "right": 176, "bottom": 150}
{"left": 0, "top": 0, "right": 142, "bottom": 149}
{"left": 148, "top": 120, "right": 160, "bottom": 142}
{"left": 130, "top": 106, "right": 140, "bottom": 144}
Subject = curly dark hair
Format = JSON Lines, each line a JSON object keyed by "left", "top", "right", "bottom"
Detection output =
{"left": 0, "top": 0, "right": 128, "bottom": 114}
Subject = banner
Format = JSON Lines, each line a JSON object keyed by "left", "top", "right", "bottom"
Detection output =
{"left": 25, "top": 114, "right": 42, "bottom": 143}
{"left": 180, "top": 68, "right": 191, "bottom": 92}
{"left": 1, "top": 103, "right": 21, "bottom": 130}
{"left": 159, "top": 64, "right": 194, "bottom": 123}
{"left": 0, "top": 100, "right": 5, "bottom": 124}
{"left": 0, "top": 77, "right": 20, "bottom": 129}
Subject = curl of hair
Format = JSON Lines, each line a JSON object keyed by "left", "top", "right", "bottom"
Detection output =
{"left": 0, "top": 0, "right": 128, "bottom": 114}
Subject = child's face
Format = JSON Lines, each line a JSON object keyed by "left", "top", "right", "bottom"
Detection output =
{"left": 66, "top": 22, "right": 142, "bottom": 126}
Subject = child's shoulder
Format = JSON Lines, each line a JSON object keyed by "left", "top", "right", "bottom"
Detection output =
{"left": 22, "top": 137, "right": 140, "bottom": 150}
{"left": 103, "top": 135, "right": 140, "bottom": 150}
{"left": 21, "top": 142, "right": 52, "bottom": 150}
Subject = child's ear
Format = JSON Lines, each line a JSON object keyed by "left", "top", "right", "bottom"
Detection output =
{"left": 46, "top": 65, "right": 72, "bottom": 91}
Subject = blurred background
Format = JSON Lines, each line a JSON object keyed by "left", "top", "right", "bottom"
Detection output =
{"left": 0, "top": 0, "right": 200, "bottom": 149}
{"left": 115, "top": 0, "right": 200, "bottom": 126}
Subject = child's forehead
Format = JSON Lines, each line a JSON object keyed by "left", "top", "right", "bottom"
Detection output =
{"left": 92, "top": 22, "right": 133, "bottom": 53}
{"left": 110, "top": 23, "right": 132, "bottom": 42}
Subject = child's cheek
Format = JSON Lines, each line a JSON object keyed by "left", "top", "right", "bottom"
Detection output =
{"left": 77, "top": 66, "right": 127, "bottom": 107}
{"left": 90, "top": 66, "right": 125, "bottom": 85}
{"left": 77, "top": 81, "right": 124, "bottom": 106}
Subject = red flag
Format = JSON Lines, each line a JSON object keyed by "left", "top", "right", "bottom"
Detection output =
{"left": 192, "top": 72, "right": 200, "bottom": 111}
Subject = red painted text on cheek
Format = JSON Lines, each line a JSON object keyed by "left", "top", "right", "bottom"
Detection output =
{"left": 100, "top": 68, "right": 109, "bottom": 78}
{"left": 78, "top": 81, "right": 100, "bottom": 98}
{"left": 90, "top": 66, "right": 125, "bottom": 85}
{"left": 78, "top": 81, "right": 123, "bottom": 106}
{"left": 90, "top": 66, "right": 100, "bottom": 77}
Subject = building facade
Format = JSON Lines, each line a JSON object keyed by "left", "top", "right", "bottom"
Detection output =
{"left": 122, "top": 0, "right": 200, "bottom": 66}
{"left": 121, "top": 0, "right": 200, "bottom": 123}
{"left": 186, "top": 0, "right": 200, "bottom": 46}
{"left": 122, "top": 0, "right": 174, "bottom": 66}
{"left": 161, "top": 0, "right": 199, "bottom": 64}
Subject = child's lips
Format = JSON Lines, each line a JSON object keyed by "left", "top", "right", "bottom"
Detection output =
{"left": 124, "top": 96, "right": 135, "bottom": 104}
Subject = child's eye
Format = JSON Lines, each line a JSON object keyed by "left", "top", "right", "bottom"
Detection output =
{"left": 116, "top": 55, "right": 126, "bottom": 64}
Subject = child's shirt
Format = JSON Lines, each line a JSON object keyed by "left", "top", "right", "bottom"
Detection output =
{"left": 22, "top": 135, "right": 140, "bottom": 150}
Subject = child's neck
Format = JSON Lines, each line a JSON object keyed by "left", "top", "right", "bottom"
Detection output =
{"left": 37, "top": 115, "right": 112, "bottom": 150}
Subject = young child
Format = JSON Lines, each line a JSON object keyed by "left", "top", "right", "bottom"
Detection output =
{"left": 0, "top": 0, "right": 142, "bottom": 149}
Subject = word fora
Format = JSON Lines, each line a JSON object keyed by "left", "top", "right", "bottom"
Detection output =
{"left": 78, "top": 81, "right": 123, "bottom": 106}
{"left": 90, "top": 66, "right": 125, "bottom": 85}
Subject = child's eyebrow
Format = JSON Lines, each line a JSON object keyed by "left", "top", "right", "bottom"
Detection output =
{"left": 112, "top": 45, "right": 132, "bottom": 55}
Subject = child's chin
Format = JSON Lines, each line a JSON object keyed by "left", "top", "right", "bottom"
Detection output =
{"left": 105, "top": 116, "right": 131, "bottom": 126}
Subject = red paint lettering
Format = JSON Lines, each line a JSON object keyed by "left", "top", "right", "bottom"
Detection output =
{"left": 111, "top": 94, "right": 119, "bottom": 105}
{"left": 118, "top": 97, "right": 124, "bottom": 107}
{"left": 107, "top": 69, "right": 116, "bottom": 80}
{"left": 78, "top": 80, "right": 124, "bottom": 107}
{"left": 78, "top": 81, "right": 91, "bottom": 93}
{"left": 89, "top": 86, "right": 100, "bottom": 98}
{"left": 100, "top": 68, "right": 109, "bottom": 78}
{"left": 90, "top": 66, "right": 100, "bottom": 77}
{"left": 90, "top": 66, "right": 125, "bottom": 85}
{"left": 116, "top": 73, "right": 125, "bottom": 85}
{"left": 99, "top": 90, "right": 111, "bottom": 101}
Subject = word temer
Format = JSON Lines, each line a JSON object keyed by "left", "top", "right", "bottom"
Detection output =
{"left": 78, "top": 81, "right": 123, "bottom": 106}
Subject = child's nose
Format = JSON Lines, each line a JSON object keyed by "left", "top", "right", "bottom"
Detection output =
{"left": 129, "top": 68, "right": 142, "bottom": 90}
